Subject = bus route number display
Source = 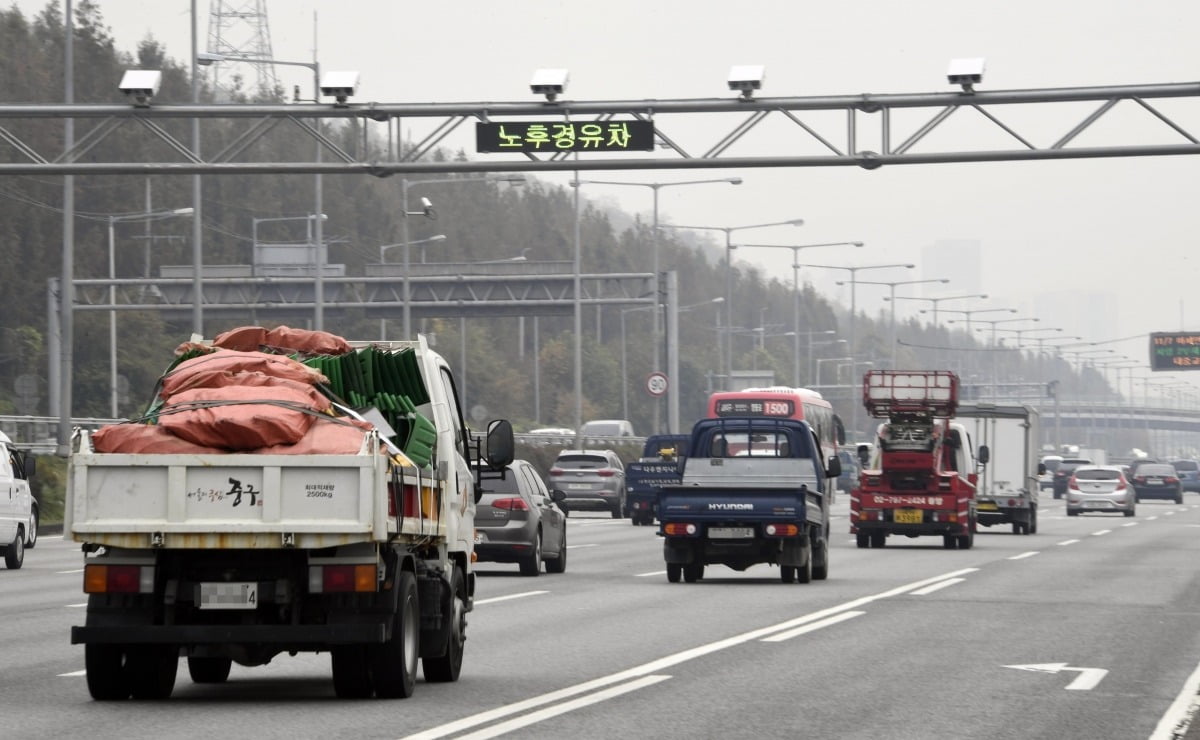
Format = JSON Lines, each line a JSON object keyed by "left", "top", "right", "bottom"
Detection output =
{"left": 714, "top": 399, "right": 795, "bottom": 417}
{"left": 1150, "top": 332, "right": 1200, "bottom": 370}
{"left": 476, "top": 121, "right": 655, "bottom": 153}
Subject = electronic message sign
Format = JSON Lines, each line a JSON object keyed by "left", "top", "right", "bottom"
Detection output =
{"left": 476, "top": 120, "right": 655, "bottom": 153}
{"left": 1150, "top": 332, "right": 1200, "bottom": 370}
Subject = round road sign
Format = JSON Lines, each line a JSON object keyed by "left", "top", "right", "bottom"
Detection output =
{"left": 646, "top": 372, "right": 668, "bottom": 397}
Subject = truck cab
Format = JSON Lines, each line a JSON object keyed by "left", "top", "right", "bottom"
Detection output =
{"left": 0, "top": 431, "right": 38, "bottom": 569}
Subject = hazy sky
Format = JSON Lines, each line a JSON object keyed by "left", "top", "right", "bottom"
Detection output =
{"left": 18, "top": 0, "right": 1200, "bottom": 390}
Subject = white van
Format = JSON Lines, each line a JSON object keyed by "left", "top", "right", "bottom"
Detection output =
{"left": 0, "top": 431, "right": 38, "bottom": 569}
{"left": 578, "top": 419, "right": 636, "bottom": 443}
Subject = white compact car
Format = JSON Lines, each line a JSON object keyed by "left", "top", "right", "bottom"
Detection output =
{"left": 0, "top": 431, "right": 38, "bottom": 569}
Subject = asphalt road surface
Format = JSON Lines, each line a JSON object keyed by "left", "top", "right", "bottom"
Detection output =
{"left": 5, "top": 494, "right": 1199, "bottom": 740}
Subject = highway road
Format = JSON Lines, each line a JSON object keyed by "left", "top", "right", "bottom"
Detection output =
{"left": 4, "top": 494, "right": 1199, "bottom": 740}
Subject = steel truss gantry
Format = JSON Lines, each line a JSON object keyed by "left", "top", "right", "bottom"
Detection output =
{"left": 1, "top": 81, "right": 1198, "bottom": 175}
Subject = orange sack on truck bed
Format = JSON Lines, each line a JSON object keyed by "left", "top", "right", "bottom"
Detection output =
{"left": 158, "top": 384, "right": 328, "bottom": 450}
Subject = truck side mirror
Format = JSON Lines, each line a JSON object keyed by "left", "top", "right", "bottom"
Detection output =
{"left": 485, "top": 419, "right": 515, "bottom": 468}
{"left": 826, "top": 455, "right": 842, "bottom": 479}
{"left": 977, "top": 445, "right": 990, "bottom": 465}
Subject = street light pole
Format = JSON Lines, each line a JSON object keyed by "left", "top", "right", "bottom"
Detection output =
{"left": 842, "top": 278, "right": 949, "bottom": 368}
{"left": 740, "top": 241, "right": 863, "bottom": 385}
{"left": 108, "top": 207, "right": 193, "bottom": 418}
{"left": 796, "top": 262, "right": 914, "bottom": 440}
{"left": 660, "top": 218, "right": 805, "bottom": 388}
{"left": 575, "top": 177, "right": 741, "bottom": 433}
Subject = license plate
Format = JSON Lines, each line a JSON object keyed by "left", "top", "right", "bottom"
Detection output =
{"left": 709, "top": 527, "right": 754, "bottom": 539}
{"left": 1084, "top": 500, "right": 1107, "bottom": 508}
{"left": 1148, "top": 480, "right": 1162, "bottom": 485}
{"left": 976, "top": 502, "right": 998, "bottom": 511}
{"left": 894, "top": 509, "right": 923, "bottom": 524}
{"left": 567, "top": 483, "right": 591, "bottom": 490}
{"left": 199, "top": 582, "right": 258, "bottom": 610}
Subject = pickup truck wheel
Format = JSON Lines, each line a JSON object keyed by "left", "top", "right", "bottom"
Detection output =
{"left": 127, "top": 645, "right": 178, "bottom": 700}
{"left": 85, "top": 644, "right": 131, "bottom": 700}
{"left": 26, "top": 507, "right": 37, "bottom": 548}
{"left": 855, "top": 532, "right": 869, "bottom": 549}
{"left": 780, "top": 566, "right": 795, "bottom": 583}
{"left": 545, "top": 529, "right": 567, "bottom": 574}
{"left": 943, "top": 535, "right": 957, "bottom": 549}
{"left": 666, "top": 563, "right": 681, "bottom": 583}
{"left": 682, "top": 563, "right": 702, "bottom": 583}
{"left": 957, "top": 527, "right": 974, "bottom": 550}
{"left": 796, "top": 541, "right": 813, "bottom": 584}
{"left": 1012, "top": 521, "right": 1023, "bottom": 535}
{"left": 519, "top": 533, "right": 542, "bottom": 577}
{"left": 188, "top": 656, "right": 232, "bottom": 683}
{"left": 870, "top": 532, "right": 886, "bottom": 549}
{"left": 4, "top": 531, "right": 24, "bottom": 569}
{"left": 423, "top": 567, "right": 466, "bottom": 683}
{"left": 1030, "top": 508, "right": 1038, "bottom": 534}
{"left": 371, "top": 570, "right": 419, "bottom": 698}
{"left": 812, "top": 538, "right": 829, "bottom": 581}
{"left": 332, "top": 646, "right": 374, "bottom": 698}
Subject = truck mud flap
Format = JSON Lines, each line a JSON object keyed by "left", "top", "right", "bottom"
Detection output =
{"left": 71, "top": 623, "right": 386, "bottom": 646}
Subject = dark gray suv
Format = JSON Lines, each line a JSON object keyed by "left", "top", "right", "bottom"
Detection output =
{"left": 549, "top": 449, "right": 626, "bottom": 518}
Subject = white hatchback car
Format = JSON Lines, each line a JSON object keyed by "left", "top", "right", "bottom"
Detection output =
{"left": 1066, "top": 465, "right": 1135, "bottom": 517}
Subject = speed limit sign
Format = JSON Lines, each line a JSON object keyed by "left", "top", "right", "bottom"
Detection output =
{"left": 646, "top": 372, "right": 668, "bottom": 397}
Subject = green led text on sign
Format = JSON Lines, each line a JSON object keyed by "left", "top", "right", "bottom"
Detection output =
{"left": 476, "top": 121, "right": 656, "bottom": 153}
{"left": 1149, "top": 332, "right": 1200, "bottom": 371}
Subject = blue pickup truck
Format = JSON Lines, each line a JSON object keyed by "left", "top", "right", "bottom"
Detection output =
{"left": 657, "top": 418, "right": 838, "bottom": 584}
{"left": 624, "top": 434, "right": 690, "bottom": 526}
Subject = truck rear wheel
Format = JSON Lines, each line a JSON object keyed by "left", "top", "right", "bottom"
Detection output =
{"left": 127, "top": 645, "right": 178, "bottom": 700}
{"left": 1030, "top": 507, "right": 1038, "bottom": 534}
{"left": 855, "top": 532, "right": 869, "bottom": 549}
{"left": 423, "top": 567, "right": 466, "bottom": 683}
{"left": 666, "top": 563, "right": 681, "bottom": 583}
{"left": 373, "top": 570, "right": 419, "bottom": 698}
{"left": 85, "top": 644, "right": 131, "bottom": 700}
{"left": 870, "top": 532, "right": 886, "bottom": 549}
{"left": 683, "top": 563, "right": 702, "bottom": 583}
{"left": 796, "top": 540, "right": 813, "bottom": 584}
{"left": 188, "top": 656, "right": 232, "bottom": 683}
{"left": 812, "top": 538, "right": 829, "bottom": 581}
{"left": 780, "top": 566, "right": 795, "bottom": 583}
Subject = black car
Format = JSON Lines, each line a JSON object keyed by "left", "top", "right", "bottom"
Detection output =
{"left": 1130, "top": 462, "right": 1184, "bottom": 504}
{"left": 474, "top": 459, "right": 568, "bottom": 576}
{"left": 1052, "top": 458, "right": 1093, "bottom": 499}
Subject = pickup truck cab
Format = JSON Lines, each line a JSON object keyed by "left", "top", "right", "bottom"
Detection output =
{"left": 0, "top": 431, "right": 38, "bottom": 569}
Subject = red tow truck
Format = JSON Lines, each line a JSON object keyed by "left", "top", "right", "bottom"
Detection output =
{"left": 850, "top": 370, "right": 987, "bottom": 550}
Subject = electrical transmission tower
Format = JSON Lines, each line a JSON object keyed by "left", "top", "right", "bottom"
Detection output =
{"left": 205, "top": 0, "right": 279, "bottom": 101}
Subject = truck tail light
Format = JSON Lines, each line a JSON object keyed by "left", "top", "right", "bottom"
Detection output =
{"left": 663, "top": 522, "right": 698, "bottom": 536}
{"left": 763, "top": 523, "right": 798, "bottom": 537}
{"left": 84, "top": 564, "right": 154, "bottom": 594}
{"left": 931, "top": 511, "right": 958, "bottom": 523}
{"left": 493, "top": 497, "right": 529, "bottom": 511}
{"left": 860, "top": 508, "right": 883, "bottom": 521}
{"left": 309, "top": 565, "right": 376, "bottom": 593}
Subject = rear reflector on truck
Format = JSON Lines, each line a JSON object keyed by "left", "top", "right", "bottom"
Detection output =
{"left": 83, "top": 564, "right": 154, "bottom": 594}
{"left": 309, "top": 564, "right": 376, "bottom": 593}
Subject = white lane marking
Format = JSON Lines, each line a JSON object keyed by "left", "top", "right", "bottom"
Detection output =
{"left": 1003, "top": 662, "right": 1108, "bottom": 691}
{"left": 1151, "top": 657, "right": 1200, "bottom": 740}
{"left": 474, "top": 591, "right": 548, "bottom": 606}
{"left": 910, "top": 578, "right": 965, "bottom": 595}
{"left": 1007, "top": 551, "right": 1040, "bottom": 561}
{"left": 566, "top": 544, "right": 598, "bottom": 550}
{"left": 1058, "top": 539, "right": 1080, "bottom": 546}
{"left": 402, "top": 567, "right": 977, "bottom": 740}
{"left": 1147, "top": 516, "right": 1160, "bottom": 521}
{"left": 57, "top": 569, "right": 84, "bottom": 574}
{"left": 1164, "top": 511, "right": 1177, "bottom": 516}
{"left": 65, "top": 603, "right": 87, "bottom": 608}
{"left": 635, "top": 570, "right": 666, "bottom": 578}
{"left": 761, "top": 611, "right": 865, "bottom": 642}
{"left": 1091, "top": 529, "right": 1112, "bottom": 536}
{"left": 58, "top": 670, "right": 86, "bottom": 677}
{"left": 1121, "top": 522, "right": 1138, "bottom": 528}
{"left": 455, "top": 675, "right": 672, "bottom": 740}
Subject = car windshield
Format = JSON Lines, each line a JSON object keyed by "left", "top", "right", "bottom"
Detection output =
{"left": 556, "top": 454, "right": 609, "bottom": 469}
{"left": 1076, "top": 469, "right": 1120, "bottom": 480}
{"left": 1138, "top": 464, "right": 1175, "bottom": 476}
{"left": 1172, "top": 460, "right": 1198, "bottom": 471}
